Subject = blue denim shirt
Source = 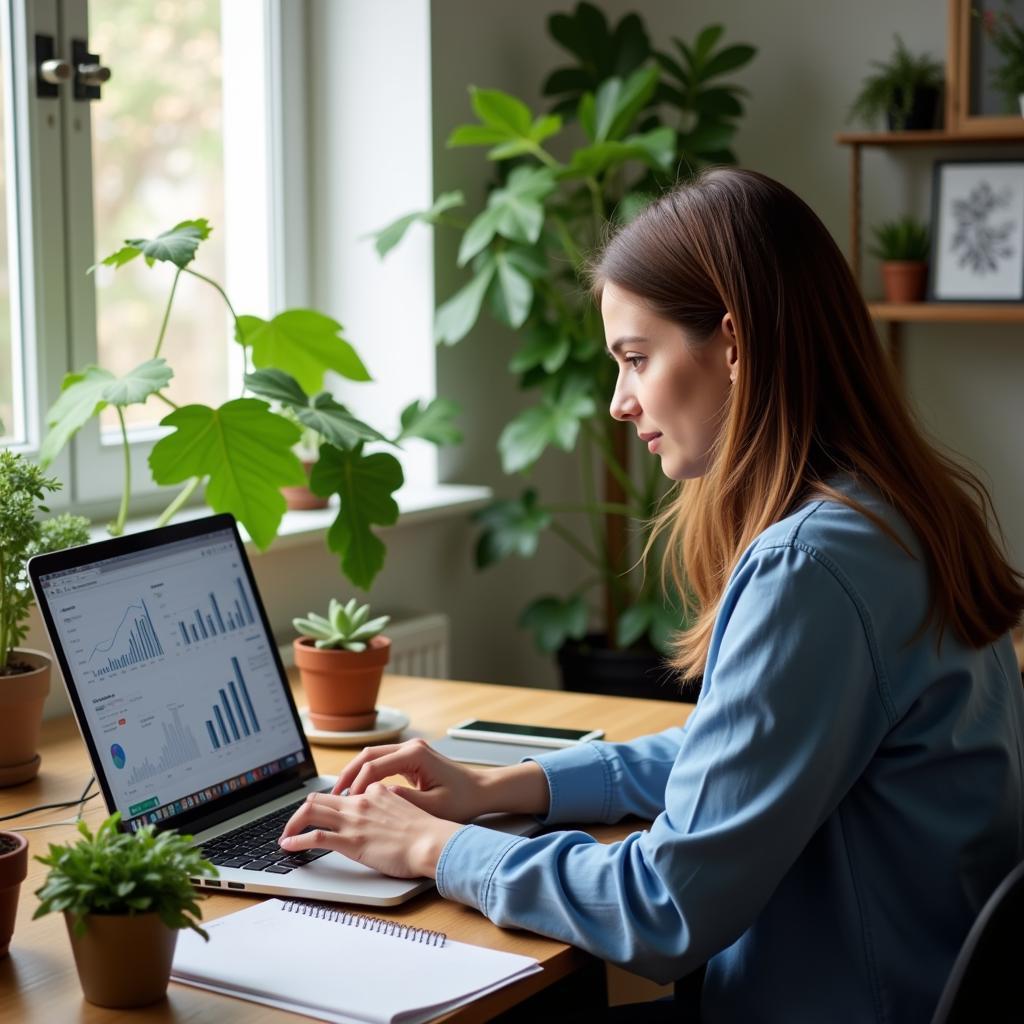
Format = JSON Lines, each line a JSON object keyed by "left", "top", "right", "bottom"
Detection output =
{"left": 436, "top": 480, "right": 1024, "bottom": 1022}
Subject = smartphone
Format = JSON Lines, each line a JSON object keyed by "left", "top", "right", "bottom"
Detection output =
{"left": 446, "top": 718, "right": 604, "bottom": 748}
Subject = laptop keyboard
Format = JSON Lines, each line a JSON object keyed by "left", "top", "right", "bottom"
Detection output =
{"left": 198, "top": 794, "right": 331, "bottom": 874}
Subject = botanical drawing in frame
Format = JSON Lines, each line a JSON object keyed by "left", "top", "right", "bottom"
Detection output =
{"left": 928, "top": 160, "right": 1024, "bottom": 301}
{"left": 947, "top": 0, "right": 1024, "bottom": 134}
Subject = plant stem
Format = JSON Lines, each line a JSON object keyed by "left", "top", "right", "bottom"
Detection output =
{"left": 109, "top": 408, "right": 132, "bottom": 536}
{"left": 183, "top": 267, "right": 240, "bottom": 326}
{"left": 153, "top": 268, "right": 182, "bottom": 358}
{"left": 154, "top": 392, "right": 180, "bottom": 410}
{"left": 586, "top": 178, "right": 606, "bottom": 232}
{"left": 577, "top": 430, "right": 606, "bottom": 564}
{"left": 584, "top": 420, "right": 644, "bottom": 505}
{"left": 155, "top": 477, "right": 202, "bottom": 528}
{"left": 527, "top": 142, "right": 562, "bottom": 171}
{"left": 549, "top": 521, "right": 603, "bottom": 570}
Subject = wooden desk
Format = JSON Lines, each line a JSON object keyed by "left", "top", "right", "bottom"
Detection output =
{"left": 0, "top": 674, "right": 691, "bottom": 1023}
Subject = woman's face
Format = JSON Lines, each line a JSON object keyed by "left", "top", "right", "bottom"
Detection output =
{"left": 603, "top": 282, "right": 737, "bottom": 481}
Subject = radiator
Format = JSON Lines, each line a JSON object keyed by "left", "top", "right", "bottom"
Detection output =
{"left": 279, "top": 612, "right": 450, "bottom": 679}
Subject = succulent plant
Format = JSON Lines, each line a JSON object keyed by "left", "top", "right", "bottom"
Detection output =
{"left": 293, "top": 599, "right": 390, "bottom": 652}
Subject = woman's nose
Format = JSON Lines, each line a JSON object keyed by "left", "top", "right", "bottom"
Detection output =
{"left": 609, "top": 380, "right": 640, "bottom": 422}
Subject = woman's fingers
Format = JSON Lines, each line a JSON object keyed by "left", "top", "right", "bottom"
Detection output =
{"left": 279, "top": 791, "right": 344, "bottom": 838}
{"left": 347, "top": 739, "right": 435, "bottom": 796}
{"left": 332, "top": 744, "right": 404, "bottom": 794}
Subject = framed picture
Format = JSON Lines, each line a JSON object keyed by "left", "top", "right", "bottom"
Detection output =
{"left": 929, "top": 160, "right": 1024, "bottom": 301}
{"left": 947, "top": 0, "right": 1024, "bottom": 134}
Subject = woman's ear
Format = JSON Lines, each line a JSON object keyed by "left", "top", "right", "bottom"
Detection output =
{"left": 722, "top": 312, "right": 739, "bottom": 383}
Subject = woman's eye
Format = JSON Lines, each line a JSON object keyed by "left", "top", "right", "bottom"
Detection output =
{"left": 625, "top": 355, "right": 645, "bottom": 369}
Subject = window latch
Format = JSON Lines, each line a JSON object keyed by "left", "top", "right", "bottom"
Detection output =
{"left": 71, "top": 39, "right": 111, "bottom": 101}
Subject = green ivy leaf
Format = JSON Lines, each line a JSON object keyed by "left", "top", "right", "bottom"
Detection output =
{"left": 310, "top": 446, "right": 403, "bottom": 590}
{"left": 397, "top": 398, "right": 463, "bottom": 445}
{"left": 149, "top": 399, "right": 304, "bottom": 549}
{"left": 498, "top": 381, "right": 597, "bottom": 473}
{"left": 372, "top": 191, "right": 464, "bottom": 259}
{"left": 95, "top": 218, "right": 212, "bottom": 270}
{"left": 236, "top": 310, "right": 369, "bottom": 395}
{"left": 100, "top": 358, "right": 173, "bottom": 406}
{"left": 519, "top": 594, "right": 588, "bottom": 653}
{"left": 489, "top": 251, "right": 533, "bottom": 329}
{"left": 39, "top": 367, "right": 115, "bottom": 467}
{"left": 243, "top": 369, "right": 387, "bottom": 449}
{"left": 434, "top": 260, "right": 497, "bottom": 345}
{"left": 472, "top": 490, "right": 551, "bottom": 568}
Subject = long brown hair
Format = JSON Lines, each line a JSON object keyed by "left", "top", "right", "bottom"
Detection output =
{"left": 592, "top": 167, "right": 1024, "bottom": 680}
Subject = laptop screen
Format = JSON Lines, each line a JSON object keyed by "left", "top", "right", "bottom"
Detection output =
{"left": 33, "top": 519, "right": 310, "bottom": 833}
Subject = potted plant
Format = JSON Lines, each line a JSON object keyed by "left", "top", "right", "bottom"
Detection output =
{"left": 373, "top": 4, "right": 756, "bottom": 699}
{"left": 293, "top": 599, "right": 391, "bottom": 731}
{"left": 869, "top": 215, "right": 931, "bottom": 302}
{"left": 0, "top": 830, "right": 28, "bottom": 957}
{"left": 279, "top": 412, "right": 330, "bottom": 512}
{"left": 0, "top": 451, "right": 90, "bottom": 786}
{"left": 34, "top": 812, "right": 216, "bottom": 1008}
{"left": 848, "top": 34, "right": 944, "bottom": 131}
{"left": 38, "top": 220, "right": 460, "bottom": 592}
{"left": 979, "top": 5, "right": 1024, "bottom": 116}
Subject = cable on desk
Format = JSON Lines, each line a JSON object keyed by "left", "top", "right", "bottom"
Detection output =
{"left": 0, "top": 774, "right": 98, "bottom": 826}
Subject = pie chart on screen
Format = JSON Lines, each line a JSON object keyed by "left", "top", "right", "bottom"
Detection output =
{"left": 110, "top": 743, "right": 126, "bottom": 769}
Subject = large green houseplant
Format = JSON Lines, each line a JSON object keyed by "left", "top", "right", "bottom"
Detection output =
{"left": 39, "top": 220, "right": 461, "bottom": 591}
{"left": 375, "top": 4, "right": 756, "bottom": 685}
{"left": 0, "top": 450, "right": 89, "bottom": 784}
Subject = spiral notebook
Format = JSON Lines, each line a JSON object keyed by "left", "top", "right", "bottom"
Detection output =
{"left": 171, "top": 898, "right": 542, "bottom": 1024}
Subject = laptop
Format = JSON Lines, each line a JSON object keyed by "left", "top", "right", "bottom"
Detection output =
{"left": 29, "top": 513, "right": 469, "bottom": 907}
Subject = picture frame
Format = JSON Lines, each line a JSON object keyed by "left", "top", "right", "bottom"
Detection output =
{"left": 929, "top": 159, "right": 1024, "bottom": 301}
{"left": 947, "top": 0, "right": 1024, "bottom": 135}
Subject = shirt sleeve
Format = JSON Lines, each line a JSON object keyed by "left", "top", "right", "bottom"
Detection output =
{"left": 435, "top": 543, "right": 894, "bottom": 983}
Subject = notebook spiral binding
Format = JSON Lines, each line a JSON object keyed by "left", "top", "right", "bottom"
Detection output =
{"left": 282, "top": 899, "right": 447, "bottom": 947}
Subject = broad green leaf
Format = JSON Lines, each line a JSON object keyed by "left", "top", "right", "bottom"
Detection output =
{"left": 693, "top": 25, "right": 726, "bottom": 68}
{"left": 519, "top": 594, "right": 588, "bottom": 653}
{"left": 97, "top": 218, "right": 212, "bottom": 270}
{"left": 149, "top": 399, "right": 304, "bottom": 549}
{"left": 372, "top": 191, "right": 464, "bottom": 258}
{"left": 469, "top": 87, "right": 533, "bottom": 136}
{"left": 486, "top": 113, "right": 563, "bottom": 160}
{"left": 434, "top": 261, "right": 496, "bottom": 345}
{"left": 397, "top": 398, "right": 463, "bottom": 445}
{"left": 695, "top": 86, "right": 744, "bottom": 119}
{"left": 235, "top": 310, "right": 369, "bottom": 394}
{"left": 498, "top": 382, "right": 596, "bottom": 473}
{"left": 508, "top": 325, "right": 571, "bottom": 375}
{"left": 592, "top": 78, "right": 624, "bottom": 142}
{"left": 486, "top": 166, "right": 555, "bottom": 247}
{"left": 472, "top": 490, "right": 551, "bottom": 567}
{"left": 447, "top": 124, "right": 510, "bottom": 147}
{"left": 101, "top": 358, "right": 173, "bottom": 407}
{"left": 559, "top": 127, "right": 674, "bottom": 179}
{"left": 243, "top": 369, "right": 386, "bottom": 449}
{"left": 457, "top": 206, "right": 502, "bottom": 267}
{"left": 310, "top": 446, "right": 403, "bottom": 590}
{"left": 489, "top": 252, "right": 533, "bottom": 329}
{"left": 39, "top": 366, "right": 115, "bottom": 467}
{"left": 681, "top": 121, "right": 737, "bottom": 156}
{"left": 606, "top": 66, "right": 659, "bottom": 139}
{"left": 701, "top": 43, "right": 757, "bottom": 81}
{"left": 616, "top": 603, "right": 653, "bottom": 649}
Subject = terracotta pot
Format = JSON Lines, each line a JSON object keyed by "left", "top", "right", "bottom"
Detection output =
{"left": 293, "top": 635, "right": 390, "bottom": 731}
{"left": 65, "top": 911, "right": 178, "bottom": 1008}
{"left": 281, "top": 459, "right": 329, "bottom": 511}
{"left": 0, "top": 649, "right": 51, "bottom": 786}
{"left": 881, "top": 261, "right": 928, "bottom": 303}
{"left": 0, "top": 831, "right": 28, "bottom": 958}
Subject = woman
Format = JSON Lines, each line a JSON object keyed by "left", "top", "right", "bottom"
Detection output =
{"left": 281, "top": 168, "right": 1024, "bottom": 1022}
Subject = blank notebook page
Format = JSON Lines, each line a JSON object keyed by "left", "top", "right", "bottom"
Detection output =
{"left": 171, "top": 898, "right": 541, "bottom": 1024}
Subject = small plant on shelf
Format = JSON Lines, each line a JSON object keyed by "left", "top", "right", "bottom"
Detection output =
{"left": 979, "top": 4, "right": 1024, "bottom": 114}
{"left": 848, "top": 34, "right": 944, "bottom": 130}
{"left": 868, "top": 214, "right": 931, "bottom": 303}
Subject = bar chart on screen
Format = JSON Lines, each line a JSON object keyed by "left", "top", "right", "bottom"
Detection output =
{"left": 172, "top": 577, "right": 258, "bottom": 647}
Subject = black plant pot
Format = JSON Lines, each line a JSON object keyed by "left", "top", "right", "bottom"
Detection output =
{"left": 556, "top": 633, "right": 701, "bottom": 703}
{"left": 886, "top": 86, "right": 940, "bottom": 131}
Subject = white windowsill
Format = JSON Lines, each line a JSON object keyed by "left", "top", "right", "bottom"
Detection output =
{"left": 85, "top": 482, "right": 493, "bottom": 550}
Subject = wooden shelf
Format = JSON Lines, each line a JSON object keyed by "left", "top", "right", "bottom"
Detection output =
{"left": 837, "top": 129, "right": 1024, "bottom": 146}
{"left": 868, "top": 302, "right": 1024, "bottom": 323}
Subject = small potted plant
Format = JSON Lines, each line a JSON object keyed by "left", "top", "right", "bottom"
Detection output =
{"left": 34, "top": 812, "right": 216, "bottom": 1008}
{"left": 0, "top": 830, "right": 28, "bottom": 958}
{"left": 0, "top": 451, "right": 90, "bottom": 786}
{"left": 848, "top": 34, "right": 944, "bottom": 130}
{"left": 979, "top": 5, "right": 1024, "bottom": 116}
{"left": 293, "top": 599, "right": 391, "bottom": 731}
{"left": 868, "top": 215, "right": 931, "bottom": 302}
{"left": 278, "top": 410, "right": 330, "bottom": 512}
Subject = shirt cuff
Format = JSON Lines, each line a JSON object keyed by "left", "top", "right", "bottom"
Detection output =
{"left": 527, "top": 741, "right": 613, "bottom": 825}
{"left": 435, "top": 823, "right": 526, "bottom": 912}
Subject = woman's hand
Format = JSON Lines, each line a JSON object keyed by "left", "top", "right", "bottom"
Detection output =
{"left": 330, "top": 737, "right": 497, "bottom": 823}
{"left": 278, "top": 786, "right": 461, "bottom": 879}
